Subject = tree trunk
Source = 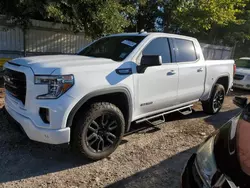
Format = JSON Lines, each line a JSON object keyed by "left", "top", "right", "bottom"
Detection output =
{"left": 163, "top": 12, "right": 171, "bottom": 32}
{"left": 208, "top": 24, "right": 218, "bottom": 44}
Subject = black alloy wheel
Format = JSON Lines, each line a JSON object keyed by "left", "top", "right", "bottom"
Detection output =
{"left": 86, "top": 113, "right": 120, "bottom": 153}
{"left": 72, "top": 102, "right": 125, "bottom": 160}
{"left": 212, "top": 90, "right": 225, "bottom": 112}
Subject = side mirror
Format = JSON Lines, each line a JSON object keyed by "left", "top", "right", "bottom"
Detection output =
{"left": 137, "top": 55, "right": 162, "bottom": 73}
{"left": 233, "top": 96, "right": 248, "bottom": 108}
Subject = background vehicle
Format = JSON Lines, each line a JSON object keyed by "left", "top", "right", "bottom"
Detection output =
{"left": 233, "top": 57, "right": 250, "bottom": 90}
{"left": 4, "top": 32, "right": 234, "bottom": 160}
{"left": 182, "top": 96, "right": 250, "bottom": 188}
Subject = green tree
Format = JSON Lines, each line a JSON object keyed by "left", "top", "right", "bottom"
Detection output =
{"left": 121, "top": 0, "right": 161, "bottom": 32}
{"left": 45, "top": 0, "right": 136, "bottom": 38}
{"left": 0, "top": 0, "right": 47, "bottom": 29}
{"left": 159, "top": 0, "right": 247, "bottom": 36}
{"left": 0, "top": 0, "right": 136, "bottom": 38}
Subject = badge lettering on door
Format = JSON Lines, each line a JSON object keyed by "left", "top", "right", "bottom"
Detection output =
{"left": 140, "top": 102, "right": 153, "bottom": 106}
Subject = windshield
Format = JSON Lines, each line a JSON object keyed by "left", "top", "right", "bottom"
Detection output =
{"left": 236, "top": 59, "right": 250, "bottom": 68}
{"left": 77, "top": 36, "right": 146, "bottom": 61}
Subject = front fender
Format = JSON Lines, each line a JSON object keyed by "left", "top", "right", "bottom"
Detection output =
{"left": 66, "top": 86, "right": 133, "bottom": 132}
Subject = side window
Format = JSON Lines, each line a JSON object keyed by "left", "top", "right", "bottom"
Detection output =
{"left": 174, "top": 39, "right": 197, "bottom": 62}
{"left": 142, "top": 38, "right": 171, "bottom": 63}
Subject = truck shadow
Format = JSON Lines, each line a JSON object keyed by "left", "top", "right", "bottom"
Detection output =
{"left": 107, "top": 109, "right": 242, "bottom": 188}
{"left": 106, "top": 147, "right": 197, "bottom": 188}
{"left": 126, "top": 107, "right": 241, "bottom": 136}
{"left": 0, "top": 106, "right": 241, "bottom": 184}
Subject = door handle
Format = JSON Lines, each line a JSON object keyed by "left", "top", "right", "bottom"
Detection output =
{"left": 167, "top": 70, "right": 176, "bottom": 76}
{"left": 197, "top": 68, "right": 204, "bottom": 72}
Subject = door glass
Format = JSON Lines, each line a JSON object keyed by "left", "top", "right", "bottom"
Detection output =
{"left": 143, "top": 38, "right": 171, "bottom": 64}
{"left": 174, "top": 39, "right": 197, "bottom": 62}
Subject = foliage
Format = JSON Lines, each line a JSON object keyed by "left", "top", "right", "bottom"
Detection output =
{"left": 0, "top": 0, "right": 250, "bottom": 56}
{"left": 0, "top": 0, "right": 136, "bottom": 38}
{"left": 0, "top": 0, "right": 47, "bottom": 29}
{"left": 121, "top": 0, "right": 162, "bottom": 32}
{"left": 45, "top": 0, "right": 136, "bottom": 38}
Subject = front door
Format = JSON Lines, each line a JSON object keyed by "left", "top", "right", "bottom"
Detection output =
{"left": 134, "top": 37, "right": 179, "bottom": 117}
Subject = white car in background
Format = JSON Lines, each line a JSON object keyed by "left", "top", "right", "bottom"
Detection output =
{"left": 233, "top": 57, "right": 250, "bottom": 90}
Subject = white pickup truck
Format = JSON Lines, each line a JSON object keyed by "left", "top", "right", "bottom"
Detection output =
{"left": 3, "top": 32, "right": 234, "bottom": 160}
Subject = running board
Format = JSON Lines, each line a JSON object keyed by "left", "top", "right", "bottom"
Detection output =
{"left": 135, "top": 105, "right": 193, "bottom": 125}
{"left": 178, "top": 107, "right": 193, "bottom": 115}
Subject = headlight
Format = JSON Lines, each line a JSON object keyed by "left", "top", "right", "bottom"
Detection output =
{"left": 195, "top": 136, "right": 217, "bottom": 186}
{"left": 35, "top": 75, "right": 74, "bottom": 99}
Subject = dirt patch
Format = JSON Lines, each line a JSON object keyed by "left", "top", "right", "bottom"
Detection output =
{"left": 0, "top": 88, "right": 249, "bottom": 188}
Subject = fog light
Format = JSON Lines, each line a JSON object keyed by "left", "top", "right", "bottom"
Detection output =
{"left": 39, "top": 108, "right": 50, "bottom": 124}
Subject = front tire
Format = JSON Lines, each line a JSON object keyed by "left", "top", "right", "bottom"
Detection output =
{"left": 71, "top": 102, "right": 125, "bottom": 160}
{"left": 202, "top": 84, "right": 225, "bottom": 114}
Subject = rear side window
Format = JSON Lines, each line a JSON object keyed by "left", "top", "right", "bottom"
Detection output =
{"left": 142, "top": 38, "right": 171, "bottom": 63}
{"left": 174, "top": 39, "right": 197, "bottom": 62}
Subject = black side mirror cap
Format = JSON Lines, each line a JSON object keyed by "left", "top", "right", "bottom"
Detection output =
{"left": 233, "top": 96, "right": 248, "bottom": 108}
{"left": 137, "top": 55, "right": 162, "bottom": 73}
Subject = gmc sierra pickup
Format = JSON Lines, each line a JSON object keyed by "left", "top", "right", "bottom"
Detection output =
{"left": 3, "top": 32, "right": 234, "bottom": 160}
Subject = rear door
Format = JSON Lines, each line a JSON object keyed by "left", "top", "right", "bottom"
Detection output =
{"left": 172, "top": 38, "right": 205, "bottom": 104}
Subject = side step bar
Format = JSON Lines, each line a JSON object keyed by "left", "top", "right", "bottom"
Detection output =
{"left": 179, "top": 107, "right": 193, "bottom": 115}
{"left": 135, "top": 105, "right": 193, "bottom": 125}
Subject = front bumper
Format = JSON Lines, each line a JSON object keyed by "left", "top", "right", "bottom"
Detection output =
{"left": 2, "top": 63, "right": 78, "bottom": 144}
{"left": 5, "top": 103, "right": 70, "bottom": 144}
{"left": 233, "top": 80, "right": 250, "bottom": 90}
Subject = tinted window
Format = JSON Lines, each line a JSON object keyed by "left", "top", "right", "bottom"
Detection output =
{"left": 174, "top": 39, "right": 197, "bottom": 62}
{"left": 236, "top": 59, "right": 250, "bottom": 68}
{"left": 142, "top": 38, "right": 171, "bottom": 63}
{"left": 78, "top": 36, "right": 145, "bottom": 61}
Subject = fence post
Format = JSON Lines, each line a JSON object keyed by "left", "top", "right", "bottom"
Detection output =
{"left": 231, "top": 41, "right": 237, "bottom": 59}
{"left": 23, "top": 28, "right": 27, "bottom": 57}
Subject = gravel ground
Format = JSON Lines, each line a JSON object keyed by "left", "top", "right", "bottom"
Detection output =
{"left": 0, "top": 88, "right": 249, "bottom": 188}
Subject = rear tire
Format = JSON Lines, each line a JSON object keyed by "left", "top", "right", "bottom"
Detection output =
{"left": 71, "top": 102, "right": 125, "bottom": 160}
{"left": 202, "top": 84, "right": 225, "bottom": 114}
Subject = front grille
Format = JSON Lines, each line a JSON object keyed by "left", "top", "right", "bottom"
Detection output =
{"left": 234, "top": 74, "right": 245, "bottom": 80}
{"left": 4, "top": 68, "right": 26, "bottom": 104}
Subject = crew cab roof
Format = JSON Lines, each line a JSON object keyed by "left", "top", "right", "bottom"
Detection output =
{"left": 108, "top": 32, "right": 197, "bottom": 41}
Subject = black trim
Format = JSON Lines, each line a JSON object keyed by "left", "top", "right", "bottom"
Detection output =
{"left": 39, "top": 108, "right": 50, "bottom": 124}
{"left": 209, "top": 75, "right": 230, "bottom": 99}
{"left": 66, "top": 87, "right": 133, "bottom": 132}
{"left": 115, "top": 68, "right": 132, "bottom": 75}
{"left": 8, "top": 62, "right": 20, "bottom": 67}
{"left": 169, "top": 38, "right": 176, "bottom": 63}
{"left": 182, "top": 154, "right": 200, "bottom": 188}
{"left": 3, "top": 107, "right": 27, "bottom": 135}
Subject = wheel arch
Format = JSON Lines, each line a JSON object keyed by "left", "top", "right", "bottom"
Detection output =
{"left": 66, "top": 87, "right": 133, "bottom": 132}
{"left": 215, "top": 76, "right": 229, "bottom": 93}
{"left": 203, "top": 74, "right": 230, "bottom": 102}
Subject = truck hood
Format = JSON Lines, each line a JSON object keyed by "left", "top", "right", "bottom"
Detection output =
{"left": 236, "top": 67, "right": 250, "bottom": 75}
{"left": 10, "top": 55, "right": 117, "bottom": 74}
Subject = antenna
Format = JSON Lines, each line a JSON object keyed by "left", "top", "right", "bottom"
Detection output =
{"left": 139, "top": 29, "right": 147, "bottom": 34}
